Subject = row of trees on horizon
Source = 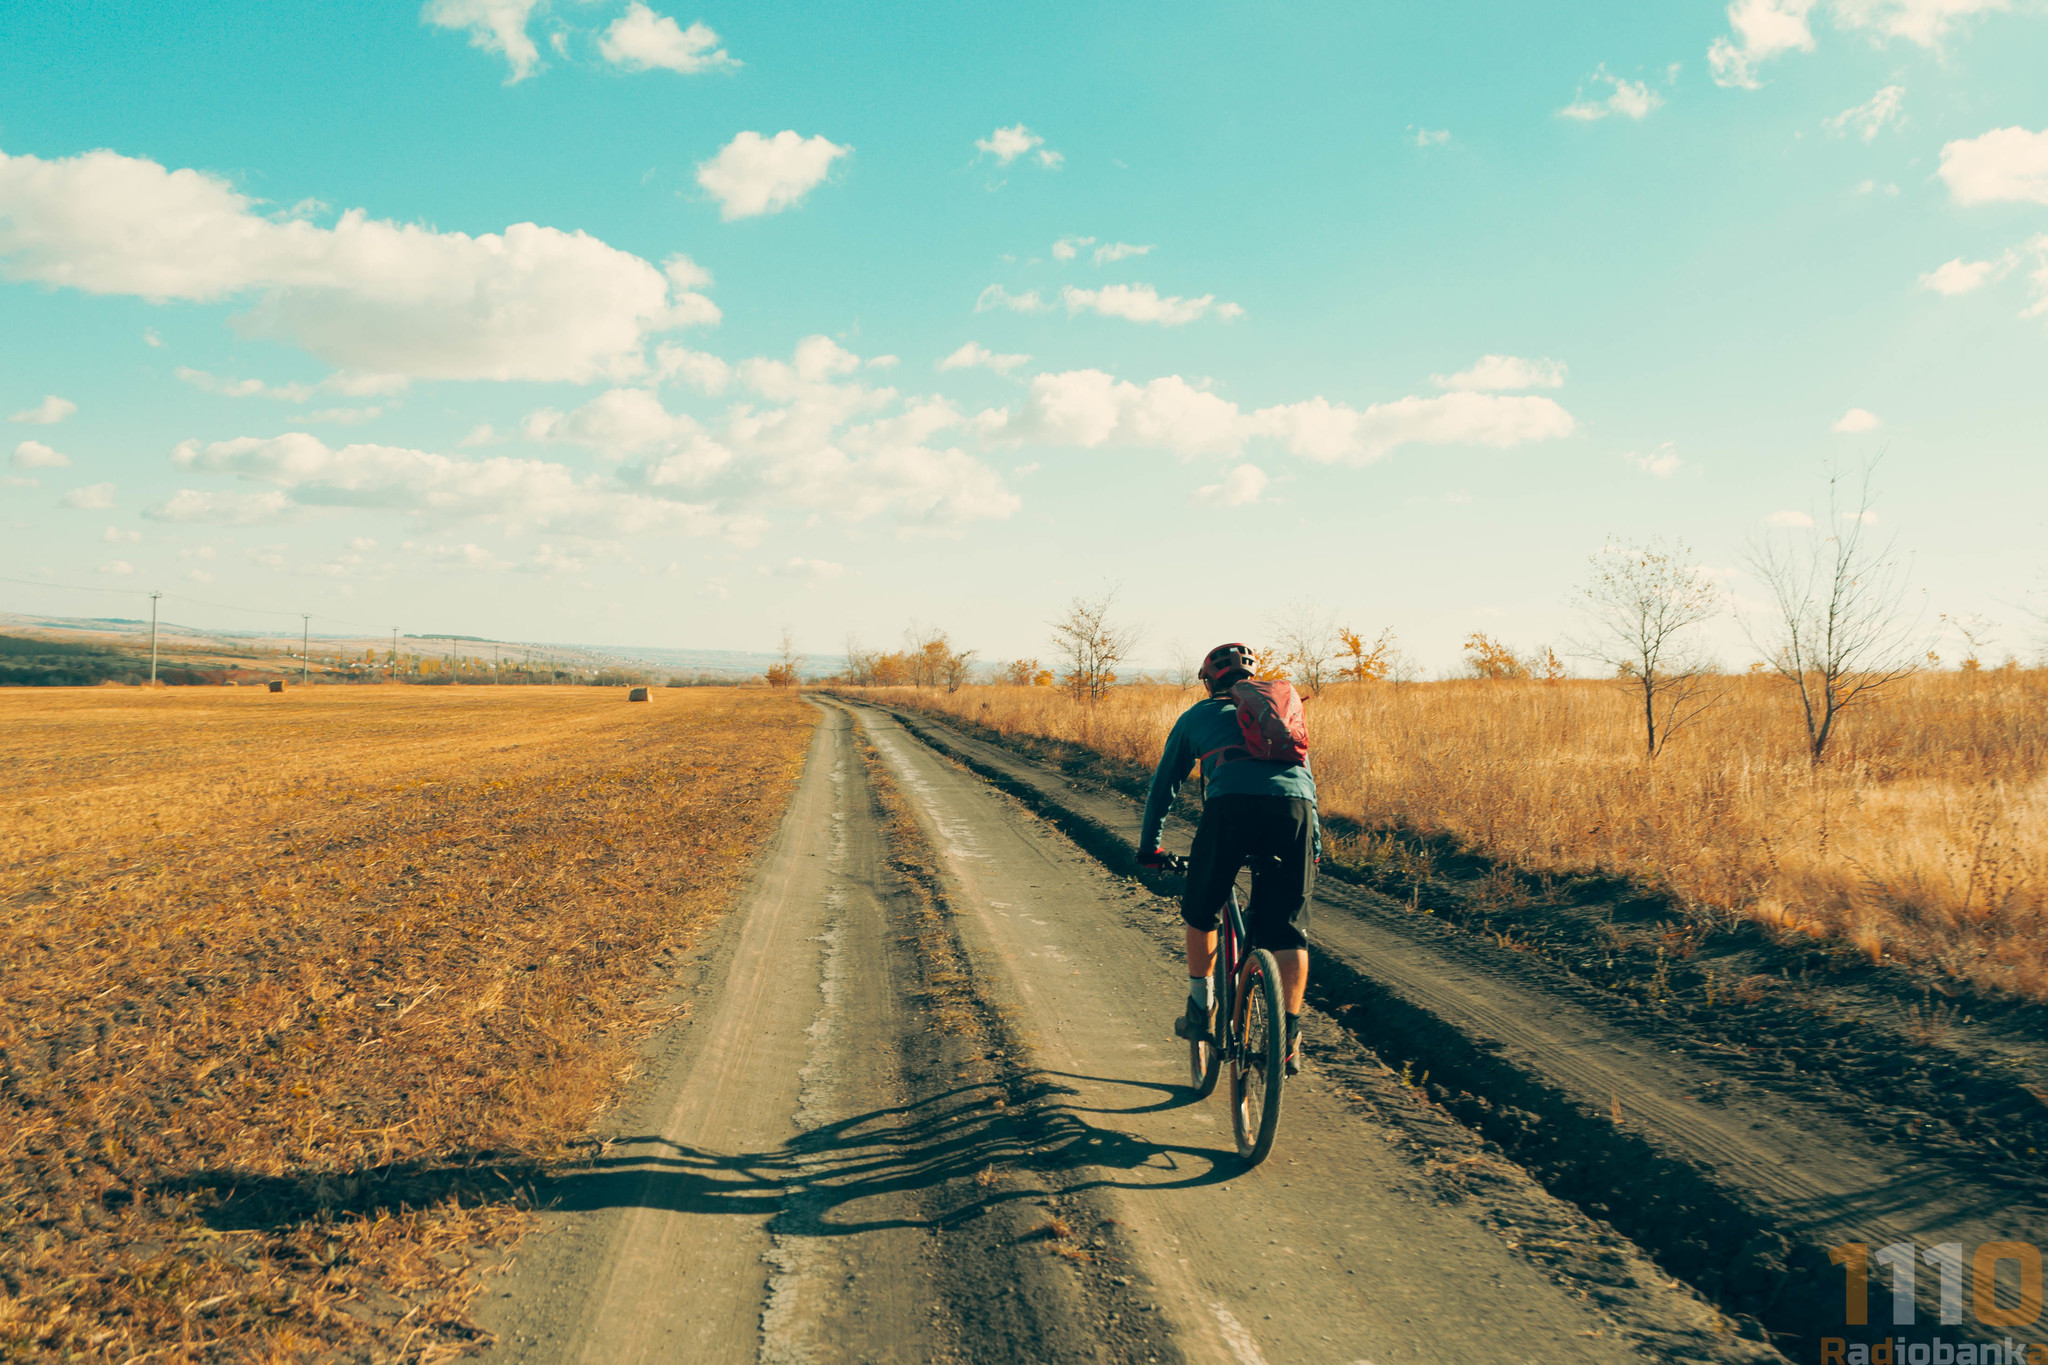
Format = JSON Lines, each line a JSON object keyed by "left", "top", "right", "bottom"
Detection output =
{"left": 833, "top": 469, "right": 2046, "bottom": 765}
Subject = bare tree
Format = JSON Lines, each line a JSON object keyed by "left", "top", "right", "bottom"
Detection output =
{"left": 1164, "top": 639, "right": 1201, "bottom": 691}
{"left": 1270, "top": 600, "right": 1339, "bottom": 696}
{"left": 1743, "top": 465, "right": 1922, "bottom": 765}
{"left": 766, "top": 627, "right": 802, "bottom": 688}
{"left": 1939, "top": 612, "right": 1998, "bottom": 671}
{"left": 1050, "top": 588, "right": 1141, "bottom": 703}
{"left": 1569, "top": 537, "right": 1722, "bottom": 759}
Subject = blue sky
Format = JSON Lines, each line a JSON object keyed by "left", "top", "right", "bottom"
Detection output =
{"left": 3, "top": 0, "right": 2045, "bottom": 670}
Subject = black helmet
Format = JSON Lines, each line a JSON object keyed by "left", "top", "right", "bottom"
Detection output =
{"left": 1199, "top": 642, "right": 1255, "bottom": 695}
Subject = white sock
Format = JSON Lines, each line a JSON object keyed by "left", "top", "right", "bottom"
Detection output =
{"left": 1189, "top": 975, "right": 1215, "bottom": 1009}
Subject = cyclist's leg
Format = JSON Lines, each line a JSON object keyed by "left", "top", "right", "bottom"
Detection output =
{"left": 1176, "top": 799, "right": 1242, "bottom": 1040}
{"left": 1245, "top": 797, "right": 1316, "bottom": 1069}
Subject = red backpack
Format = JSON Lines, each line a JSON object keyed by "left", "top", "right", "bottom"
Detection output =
{"left": 1222, "top": 679, "right": 1309, "bottom": 766}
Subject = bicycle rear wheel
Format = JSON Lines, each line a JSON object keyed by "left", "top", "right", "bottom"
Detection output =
{"left": 1188, "top": 970, "right": 1222, "bottom": 1098}
{"left": 1230, "top": 949, "right": 1286, "bottom": 1164}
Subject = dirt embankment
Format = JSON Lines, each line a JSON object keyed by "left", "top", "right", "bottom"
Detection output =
{"left": 860, "top": 698, "right": 2048, "bottom": 1356}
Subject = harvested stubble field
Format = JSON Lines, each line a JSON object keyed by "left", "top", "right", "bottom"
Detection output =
{"left": 858, "top": 670, "right": 2048, "bottom": 1000}
{"left": 0, "top": 685, "right": 815, "bottom": 1361}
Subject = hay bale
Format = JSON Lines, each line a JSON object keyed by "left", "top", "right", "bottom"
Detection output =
{"left": 267, "top": 680, "right": 285, "bottom": 693}
{"left": 628, "top": 686, "right": 649, "bottom": 702}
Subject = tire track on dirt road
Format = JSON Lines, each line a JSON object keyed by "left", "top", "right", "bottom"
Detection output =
{"left": 480, "top": 703, "right": 1129, "bottom": 1363}
{"left": 480, "top": 700, "right": 1773, "bottom": 1363}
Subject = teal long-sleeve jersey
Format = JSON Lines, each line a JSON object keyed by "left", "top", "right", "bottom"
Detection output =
{"left": 1139, "top": 694, "right": 1318, "bottom": 854}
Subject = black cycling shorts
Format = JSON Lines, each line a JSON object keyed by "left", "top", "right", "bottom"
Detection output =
{"left": 1180, "top": 794, "right": 1315, "bottom": 952}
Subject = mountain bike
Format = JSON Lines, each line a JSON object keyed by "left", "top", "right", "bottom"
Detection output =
{"left": 1159, "top": 853, "right": 1285, "bottom": 1165}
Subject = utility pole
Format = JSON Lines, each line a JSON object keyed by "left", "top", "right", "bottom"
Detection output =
{"left": 300, "top": 614, "right": 310, "bottom": 686}
{"left": 148, "top": 591, "right": 162, "bottom": 685}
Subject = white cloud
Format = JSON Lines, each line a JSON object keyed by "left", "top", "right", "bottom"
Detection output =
{"left": 1628, "top": 443, "right": 1684, "bottom": 477}
{"left": 1939, "top": 127, "right": 2048, "bottom": 206}
{"left": 148, "top": 489, "right": 294, "bottom": 525}
{"left": 866, "top": 354, "right": 899, "bottom": 369}
{"left": 1854, "top": 179, "right": 1901, "bottom": 195}
{"left": 1709, "top": 0, "right": 1816, "bottom": 88}
{"left": 1248, "top": 392, "right": 1577, "bottom": 463}
{"left": 1919, "top": 254, "right": 2012, "bottom": 294}
{"left": 777, "top": 557, "right": 844, "bottom": 578}
{"left": 1193, "top": 464, "right": 1269, "bottom": 507}
{"left": 295, "top": 406, "right": 383, "bottom": 425}
{"left": 937, "top": 342, "right": 1030, "bottom": 374}
{"left": 1094, "top": 242, "right": 1153, "bottom": 265}
{"left": 974, "top": 284, "right": 1048, "bottom": 314}
{"left": 98, "top": 560, "right": 133, "bottom": 576}
{"left": 1832, "top": 407, "right": 1882, "bottom": 432}
{"left": 1559, "top": 67, "right": 1664, "bottom": 121}
{"left": 175, "top": 367, "right": 315, "bottom": 402}
{"left": 9, "top": 394, "right": 75, "bottom": 424}
{"left": 0, "top": 148, "right": 719, "bottom": 382}
{"left": 103, "top": 526, "right": 141, "bottom": 543}
{"left": 994, "top": 371, "right": 1242, "bottom": 456}
{"left": 64, "top": 482, "right": 115, "bottom": 509}
{"left": 421, "top": 0, "right": 544, "bottom": 82}
{"left": 1431, "top": 354, "right": 1568, "bottom": 392}
{"left": 1766, "top": 509, "right": 1815, "bottom": 527}
{"left": 187, "top": 569, "right": 213, "bottom": 583}
{"left": 525, "top": 337, "right": 1021, "bottom": 531}
{"left": 976, "top": 124, "right": 1060, "bottom": 168}
{"left": 1826, "top": 85, "right": 1905, "bottom": 140}
{"left": 12, "top": 440, "right": 68, "bottom": 469}
{"left": 695, "top": 131, "right": 850, "bottom": 220}
{"left": 653, "top": 344, "right": 733, "bottom": 394}
{"left": 143, "top": 328, "right": 162, "bottom": 347}
{"left": 598, "top": 5, "right": 737, "bottom": 73}
{"left": 1061, "top": 283, "right": 1243, "bottom": 326}
{"left": 1414, "top": 128, "right": 1452, "bottom": 148}
{"left": 526, "top": 386, "right": 731, "bottom": 485}
{"left": 1831, "top": 0, "right": 2008, "bottom": 46}
{"left": 160, "top": 432, "right": 737, "bottom": 536}
{"left": 1052, "top": 235, "right": 1095, "bottom": 261}
{"left": 985, "top": 369, "right": 1575, "bottom": 465}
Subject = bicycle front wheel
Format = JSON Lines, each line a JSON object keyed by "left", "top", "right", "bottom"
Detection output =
{"left": 1230, "top": 949, "right": 1286, "bottom": 1164}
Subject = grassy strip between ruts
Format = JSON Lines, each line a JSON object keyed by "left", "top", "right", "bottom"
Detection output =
{"left": 0, "top": 686, "right": 816, "bottom": 1362}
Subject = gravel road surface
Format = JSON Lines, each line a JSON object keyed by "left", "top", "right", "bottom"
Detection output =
{"left": 479, "top": 701, "right": 1769, "bottom": 1364}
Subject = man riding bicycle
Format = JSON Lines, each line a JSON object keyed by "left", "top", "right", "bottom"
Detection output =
{"left": 1137, "top": 643, "right": 1316, "bottom": 1076}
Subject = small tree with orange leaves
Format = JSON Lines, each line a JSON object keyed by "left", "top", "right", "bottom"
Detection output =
{"left": 1336, "top": 627, "right": 1393, "bottom": 683}
{"left": 1464, "top": 632, "right": 1530, "bottom": 680}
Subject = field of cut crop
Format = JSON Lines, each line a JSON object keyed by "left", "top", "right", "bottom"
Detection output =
{"left": 0, "top": 685, "right": 816, "bottom": 1361}
{"left": 856, "top": 670, "right": 2048, "bottom": 1001}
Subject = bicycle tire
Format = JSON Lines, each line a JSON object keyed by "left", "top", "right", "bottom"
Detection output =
{"left": 1189, "top": 970, "right": 1222, "bottom": 1098}
{"left": 1230, "top": 949, "right": 1286, "bottom": 1164}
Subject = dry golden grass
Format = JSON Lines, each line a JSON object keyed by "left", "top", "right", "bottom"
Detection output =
{"left": 0, "top": 684, "right": 815, "bottom": 1361}
{"left": 858, "top": 670, "right": 2048, "bottom": 1000}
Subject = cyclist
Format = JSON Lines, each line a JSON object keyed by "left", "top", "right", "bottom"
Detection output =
{"left": 1137, "top": 643, "right": 1317, "bottom": 1076}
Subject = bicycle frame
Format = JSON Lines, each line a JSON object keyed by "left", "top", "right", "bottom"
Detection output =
{"left": 1216, "top": 882, "right": 1251, "bottom": 1053}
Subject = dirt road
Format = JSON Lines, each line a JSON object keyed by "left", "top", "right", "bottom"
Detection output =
{"left": 480, "top": 701, "right": 1765, "bottom": 1364}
